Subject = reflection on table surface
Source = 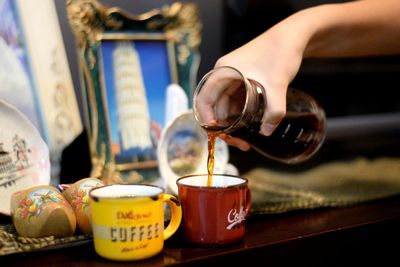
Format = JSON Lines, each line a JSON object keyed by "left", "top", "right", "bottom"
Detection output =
{"left": 2, "top": 194, "right": 400, "bottom": 266}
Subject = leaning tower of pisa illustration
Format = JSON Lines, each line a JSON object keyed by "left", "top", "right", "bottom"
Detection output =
{"left": 112, "top": 41, "right": 153, "bottom": 154}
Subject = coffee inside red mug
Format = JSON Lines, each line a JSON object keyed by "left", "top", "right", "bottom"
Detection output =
{"left": 176, "top": 174, "right": 251, "bottom": 246}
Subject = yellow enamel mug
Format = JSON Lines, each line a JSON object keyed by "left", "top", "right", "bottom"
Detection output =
{"left": 89, "top": 184, "right": 182, "bottom": 261}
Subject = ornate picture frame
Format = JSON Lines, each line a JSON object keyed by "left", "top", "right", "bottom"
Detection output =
{"left": 67, "top": 0, "right": 201, "bottom": 184}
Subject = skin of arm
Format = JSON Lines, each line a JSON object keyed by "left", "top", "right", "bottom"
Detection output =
{"left": 215, "top": 0, "right": 400, "bottom": 151}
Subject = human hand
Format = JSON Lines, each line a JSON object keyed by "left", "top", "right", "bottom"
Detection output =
{"left": 218, "top": 133, "right": 251, "bottom": 152}
{"left": 193, "top": 66, "right": 248, "bottom": 130}
{"left": 214, "top": 25, "right": 305, "bottom": 136}
{"left": 197, "top": 0, "right": 400, "bottom": 152}
{"left": 210, "top": 20, "right": 306, "bottom": 150}
{"left": 195, "top": 6, "right": 326, "bottom": 151}
{"left": 193, "top": 66, "right": 253, "bottom": 151}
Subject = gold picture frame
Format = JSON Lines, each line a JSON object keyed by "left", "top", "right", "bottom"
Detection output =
{"left": 67, "top": 0, "right": 201, "bottom": 184}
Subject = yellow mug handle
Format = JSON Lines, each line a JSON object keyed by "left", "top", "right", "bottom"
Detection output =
{"left": 162, "top": 194, "right": 182, "bottom": 240}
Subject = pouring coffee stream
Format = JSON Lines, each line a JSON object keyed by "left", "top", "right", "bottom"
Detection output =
{"left": 194, "top": 66, "right": 326, "bottom": 180}
{"left": 206, "top": 131, "right": 218, "bottom": 186}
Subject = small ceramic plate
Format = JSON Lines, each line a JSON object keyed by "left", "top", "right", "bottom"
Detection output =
{"left": 158, "top": 110, "right": 229, "bottom": 195}
{"left": 0, "top": 100, "right": 50, "bottom": 215}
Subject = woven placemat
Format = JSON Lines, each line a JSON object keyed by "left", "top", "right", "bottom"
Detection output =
{"left": 0, "top": 223, "right": 92, "bottom": 256}
{"left": 246, "top": 157, "right": 400, "bottom": 214}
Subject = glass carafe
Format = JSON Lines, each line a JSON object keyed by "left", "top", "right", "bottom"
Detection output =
{"left": 193, "top": 66, "right": 326, "bottom": 164}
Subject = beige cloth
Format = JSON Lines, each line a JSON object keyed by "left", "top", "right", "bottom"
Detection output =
{"left": 245, "top": 157, "right": 400, "bottom": 214}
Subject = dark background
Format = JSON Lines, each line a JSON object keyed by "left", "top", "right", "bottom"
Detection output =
{"left": 55, "top": 0, "right": 400, "bottom": 179}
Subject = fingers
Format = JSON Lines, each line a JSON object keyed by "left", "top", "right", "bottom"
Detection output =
{"left": 194, "top": 75, "right": 224, "bottom": 125}
{"left": 215, "top": 93, "right": 230, "bottom": 120}
{"left": 219, "top": 133, "right": 251, "bottom": 151}
{"left": 260, "top": 85, "right": 287, "bottom": 136}
{"left": 260, "top": 109, "right": 285, "bottom": 136}
{"left": 215, "top": 79, "right": 244, "bottom": 122}
{"left": 194, "top": 67, "right": 245, "bottom": 127}
{"left": 194, "top": 100, "right": 216, "bottom": 126}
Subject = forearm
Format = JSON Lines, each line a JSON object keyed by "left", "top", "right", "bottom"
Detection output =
{"left": 211, "top": 0, "right": 400, "bottom": 143}
{"left": 302, "top": 0, "right": 400, "bottom": 57}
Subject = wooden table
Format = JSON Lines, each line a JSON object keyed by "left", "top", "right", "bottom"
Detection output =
{"left": 3, "top": 195, "right": 400, "bottom": 266}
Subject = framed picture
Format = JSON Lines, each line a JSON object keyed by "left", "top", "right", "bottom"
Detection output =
{"left": 100, "top": 34, "right": 177, "bottom": 167}
{"left": 67, "top": 0, "right": 201, "bottom": 184}
{"left": 0, "top": 0, "right": 40, "bottom": 130}
{"left": 0, "top": 0, "right": 82, "bottom": 182}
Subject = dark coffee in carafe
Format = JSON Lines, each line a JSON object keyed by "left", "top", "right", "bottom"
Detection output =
{"left": 193, "top": 66, "right": 326, "bottom": 164}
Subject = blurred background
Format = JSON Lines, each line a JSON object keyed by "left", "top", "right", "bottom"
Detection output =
{"left": 55, "top": 0, "right": 400, "bottom": 175}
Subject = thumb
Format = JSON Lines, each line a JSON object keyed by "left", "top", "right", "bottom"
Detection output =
{"left": 259, "top": 86, "right": 287, "bottom": 136}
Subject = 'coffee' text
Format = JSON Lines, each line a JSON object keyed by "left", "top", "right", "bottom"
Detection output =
{"left": 111, "top": 223, "right": 161, "bottom": 242}
{"left": 226, "top": 206, "right": 246, "bottom": 230}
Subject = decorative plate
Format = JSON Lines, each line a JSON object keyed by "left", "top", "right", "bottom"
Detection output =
{"left": 0, "top": 100, "right": 50, "bottom": 215}
{"left": 158, "top": 110, "right": 229, "bottom": 195}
